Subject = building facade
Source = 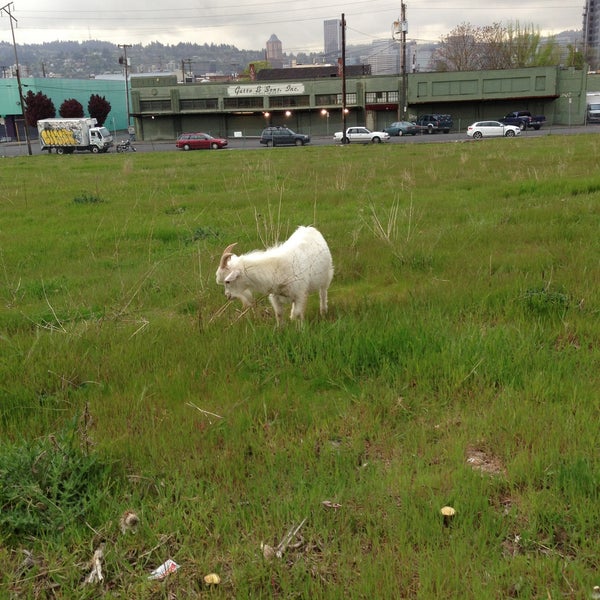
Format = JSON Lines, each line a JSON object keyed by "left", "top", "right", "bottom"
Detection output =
{"left": 583, "top": 0, "right": 600, "bottom": 70}
{"left": 324, "top": 19, "right": 342, "bottom": 62}
{"left": 128, "top": 65, "right": 587, "bottom": 141}
{"left": 0, "top": 66, "right": 589, "bottom": 143}
{"left": 363, "top": 41, "right": 401, "bottom": 75}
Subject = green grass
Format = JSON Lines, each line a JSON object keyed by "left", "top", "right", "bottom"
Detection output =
{"left": 1, "top": 137, "right": 599, "bottom": 598}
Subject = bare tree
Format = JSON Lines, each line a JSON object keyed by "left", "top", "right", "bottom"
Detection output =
{"left": 431, "top": 21, "right": 561, "bottom": 72}
{"left": 479, "top": 24, "right": 512, "bottom": 69}
{"left": 431, "top": 23, "right": 483, "bottom": 71}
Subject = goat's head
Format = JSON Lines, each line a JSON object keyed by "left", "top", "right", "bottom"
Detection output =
{"left": 215, "top": 243, "right": 254, "bottom": 306}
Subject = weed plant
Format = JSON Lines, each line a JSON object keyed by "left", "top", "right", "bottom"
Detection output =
{"left": 0, "top": 135, "right": 599, "bottom": 598}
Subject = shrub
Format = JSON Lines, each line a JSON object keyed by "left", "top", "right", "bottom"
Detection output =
{"left": 0, "top": 418, "right": 114, "bottom": 541}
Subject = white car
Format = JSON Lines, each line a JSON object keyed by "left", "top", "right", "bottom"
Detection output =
{"left": 333, "top": 126, "right": 390, "bottom": 144}
{"left": 467, "top": 121, "right": 521, "bottom": 139}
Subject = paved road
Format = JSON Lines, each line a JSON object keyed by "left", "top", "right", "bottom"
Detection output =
{"left": 2, "top": 124, "right": 599, "bottom": 157}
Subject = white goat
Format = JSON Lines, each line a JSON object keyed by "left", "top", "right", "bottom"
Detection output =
{"left": 215, "top": 226, "right": 333, "bottom": 325}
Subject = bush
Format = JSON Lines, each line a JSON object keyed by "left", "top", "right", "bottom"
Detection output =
{"left": 0, "top": 418, "right": 114, "bottom": 540}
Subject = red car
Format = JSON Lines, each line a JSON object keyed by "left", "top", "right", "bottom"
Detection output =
{"left": 176, "top": 132, "right": 228, "bottom": 150}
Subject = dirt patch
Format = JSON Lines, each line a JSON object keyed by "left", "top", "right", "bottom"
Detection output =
{"left": 466, "top": 446, "right": 506, "bottom": 477}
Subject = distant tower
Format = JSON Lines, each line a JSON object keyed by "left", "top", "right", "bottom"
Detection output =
{"left": 324, "top": 19, "right": 342, "bottom": 62}
{"left": 266, "top": 34, "right": 284, "bottom": 68}
{"left": 365, "top": 40, "right": 400, "bottom": 75}
{"left": 583, "top": 0, "right": 600, "bottom": 70}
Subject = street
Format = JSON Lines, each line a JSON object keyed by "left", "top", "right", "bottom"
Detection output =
{"left": 2, "top": 124, "right": 599, "bottom": 157}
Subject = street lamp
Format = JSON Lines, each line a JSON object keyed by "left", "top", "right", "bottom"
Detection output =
{"left": 321, "top": 109, "right": 330, "bottom": 134}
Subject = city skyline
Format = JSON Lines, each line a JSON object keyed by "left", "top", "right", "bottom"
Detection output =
{"left": 0, "top": 1, "right": 584, "bottom": 56}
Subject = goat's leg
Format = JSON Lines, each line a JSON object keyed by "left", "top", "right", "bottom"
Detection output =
{"left": 268, "top": 294, "right": 285, "bottom": 326}
{"left": 319, "top": 287, "right": 328, "bottom": 316}
{"left": 290, "top": 294, "right": 307, "bottom": 322}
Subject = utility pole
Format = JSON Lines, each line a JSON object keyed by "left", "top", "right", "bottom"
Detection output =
{"left": 118, "top": 44, "right": 132, "bottom": 126}
{"left": 1, "top": 2, "right": 32, "bottom": 155}
{"left": 341, "top": 14, "right": 348, "bottom": 143}
{"left": 401, "top": 2, "right": 408, "bottom": 120}
{"left": 393, "top": 2, "right": 408, "bottom": 121}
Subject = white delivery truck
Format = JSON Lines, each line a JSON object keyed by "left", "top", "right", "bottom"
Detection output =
{"left": 37, "top": 117, "right": 113, "bottom": 154}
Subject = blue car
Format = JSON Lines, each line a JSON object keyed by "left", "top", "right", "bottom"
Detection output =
{"left": 383, "top": 121, "right": 424, "bottom": 136}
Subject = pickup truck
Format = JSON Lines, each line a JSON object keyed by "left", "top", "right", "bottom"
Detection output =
{"left": 333, "top": 126, "right": 390, "bottom": 144}
{"left": 415, "top": 114, "right": 452, "bottom": 133}
{"left": 499, "top": 111, "right": 545, "bottom": 130}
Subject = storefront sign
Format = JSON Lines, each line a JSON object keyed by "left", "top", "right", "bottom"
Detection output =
{"left": 227, "top": 83, "right": 305, "bottom": 97}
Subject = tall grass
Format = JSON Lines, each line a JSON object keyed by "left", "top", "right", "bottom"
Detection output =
{"left": 1, "top": 136, "right": 599, "bottom": 597}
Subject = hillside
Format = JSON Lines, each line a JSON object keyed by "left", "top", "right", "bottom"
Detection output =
{"left": 0, "top": 30, "right": 582, "bottom": 80}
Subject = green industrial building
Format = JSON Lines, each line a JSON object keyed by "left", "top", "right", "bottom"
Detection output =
{"left": 1, "top": 65, "right": 597, "bottom": 143}
{"left": 129, "top": 65, "right": 590, "bottom": 141}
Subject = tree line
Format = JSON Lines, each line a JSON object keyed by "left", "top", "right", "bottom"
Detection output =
{"left": 23, "top": 91, "right": 111, "bottom": 127}
{"left": 430, "top": 22, "right": 583, "bottom": 71}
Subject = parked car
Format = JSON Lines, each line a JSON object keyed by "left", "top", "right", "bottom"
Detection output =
{"left": 383, "top": 121, "right": 423, "bottom": 136}
{"left": 466, "top": 121, "right": 521, "bottom": 139}
{"left": 176, "top": 132, "right": 228, "bottom": 150}
{"left": 260, "top": 126, "right": 310, "bottom": 146}
{"left": 415, "top": 114, "right": 453, "bottom": 133}
{"left": 587, "top": 101, "right": 600, "bottom": 123}
{"left": 333, "top": 127, "right": 390, "bottom": 144}
{"left": 499, "top": 110, "right": 545, "bottom": 130}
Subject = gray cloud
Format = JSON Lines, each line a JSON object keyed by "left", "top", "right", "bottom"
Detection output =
{"left": 2, "top": 1, "right": 583, "bottom": 52}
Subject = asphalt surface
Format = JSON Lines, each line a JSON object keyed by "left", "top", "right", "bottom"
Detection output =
{"left": 2, "top": 124, "right": 599, "bottom": 157}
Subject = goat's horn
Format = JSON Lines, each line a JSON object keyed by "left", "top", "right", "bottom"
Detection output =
{"left": 219, "top": 243, "right": 237, "bottom": 268}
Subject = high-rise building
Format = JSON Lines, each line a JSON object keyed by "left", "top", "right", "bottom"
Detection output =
{"left": 324, "top": 19, "right": 342, "bottom": 62}
{"left": 583, "top": 0, "right": 600, "bottom": 70}
{"left": 363, "top": 41, "right": 400, "bottom": 75}
{"left": 266, "top": 34, "right": 284, "bottom": 69}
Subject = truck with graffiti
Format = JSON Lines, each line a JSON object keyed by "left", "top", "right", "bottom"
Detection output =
{"left": 37, "top": 118, "right": 113, "bottom": 154}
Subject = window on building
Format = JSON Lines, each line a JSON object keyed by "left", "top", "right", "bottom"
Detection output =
{"left": 139, "top": 99, "right": 172, "bottom": 112}
{"left": 365, "top": 91, "right": 399, "bottom": 103}
{"left": 180, "top": 98, "right": 219, "bottom": 110}
{"left": 223, "top": 97, "right": 264, "bottom": 109}
{"left": 315, "top": 93, "right": 357, "bottom": 106}
{"left": 268, "top": 95, "right": 310, "bottom": 108}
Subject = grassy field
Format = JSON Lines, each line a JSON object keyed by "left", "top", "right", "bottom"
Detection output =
{"left": 1, "top": 135, "right": 599, "bottom": 598}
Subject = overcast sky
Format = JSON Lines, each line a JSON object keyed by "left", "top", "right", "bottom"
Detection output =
{"left": 0, "top": 1, "right": 584, "bottom": 53}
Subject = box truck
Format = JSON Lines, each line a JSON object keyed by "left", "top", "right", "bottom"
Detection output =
{"left": 37, "top": 118, "right": 113, "bottom": 154}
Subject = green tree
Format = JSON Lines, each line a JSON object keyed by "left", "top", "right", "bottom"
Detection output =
{"left": 59, "top": 98, "right": 84, "bottom": 118}
{"left": 23, "top": 90, "right": 56, "bottom": 127}
{"left": 566, "top": 44, "right": 585, "bottom": 69}
{"left": 505, "top": 22, "right": 559, "bottom": 67}
{"left": 239, "top": 60, "right": 270, "bottom": 81}
{"left": 88, "top": 94, "right": 111, "bottom": 126}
